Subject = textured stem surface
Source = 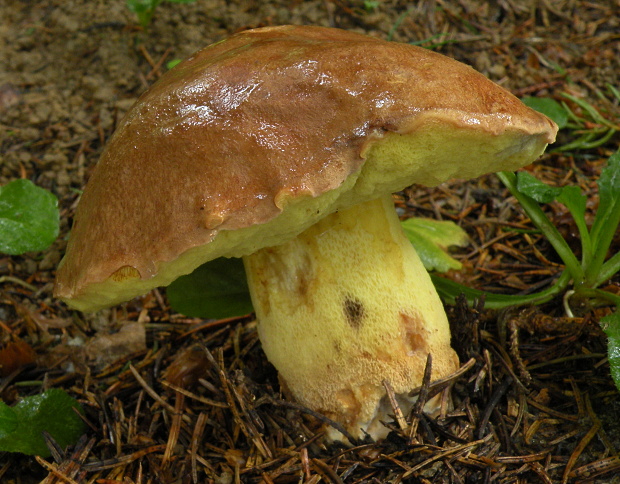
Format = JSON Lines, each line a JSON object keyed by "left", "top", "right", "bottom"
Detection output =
{"left": 244, "top": 195, "right": 459, "bottom": 440}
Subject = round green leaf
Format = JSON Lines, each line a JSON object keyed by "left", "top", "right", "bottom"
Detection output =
{"left": 0, "top": 179, "right": 60, "bottom": 255}
{"left": 515, "top": 171, "right": 562, "bottom": 204}
{"left": 0, "top": 402, "right": 18, "bottom": 439}
{"left": 0, "top": 389, "right": 85, "bottom": 456}
{"left": 167, "top": 257, "right": 254, "bottom": 319}
{"left": 521, "top": 97, "right": 568, "bottom": 129}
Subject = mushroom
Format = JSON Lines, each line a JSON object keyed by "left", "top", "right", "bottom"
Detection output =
{"left": 54, "top": 25, "right": 557, "bottom": 440}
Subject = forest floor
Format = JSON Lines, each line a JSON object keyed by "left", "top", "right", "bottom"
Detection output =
{"left": 1, "top": 0, "right": 620, "bottom": 482}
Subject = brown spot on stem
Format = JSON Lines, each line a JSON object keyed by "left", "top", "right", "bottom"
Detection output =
{"left": 400, "top": 311, "right": 429, "bottom": 354}
{"left": 344, "top": 296, "right": 364, "bottom": 329}
{"left": 295, "top": 252, "right": 313, "bottom": 298}
{"left": 335, "top": 388, "right": 361, "bottom": 416}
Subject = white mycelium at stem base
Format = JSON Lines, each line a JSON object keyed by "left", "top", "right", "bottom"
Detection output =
{"left": 243, "top": 195, "right": 460, "bottom": 440}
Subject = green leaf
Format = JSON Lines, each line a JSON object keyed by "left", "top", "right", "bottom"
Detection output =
{"left": 597, "top": 150, "right": 620, "bottom": 201}
{"left": 0, "top": 389, "right": 85, "bottom": 456}
{"left": 556, "top": 185, "right": 587, "bottom": 222}
{"left": 591, "top": 150, "right": 620, "bottom": 242}
{"left": 167, "top": 257, "right": 254, "bottom": 319}
{"left": 515, "top": 173, "right": 588, "bottom": 239}
{"left": 0, "top": 179, "right": 59, "bottom": 255}
{"left": 126, "top": 0, "right": 160, "bottom": 27}
{"left": 602, "top": 311, "right": 620, "bottom": 390}
{"left": 556, "top": 185, "right": 591, "bottom": 259}
{"left": 401, "top": 218, "right": 469, "bottom": 273}
{"left": 521, "top": 97, "right": 568, "bottom": 129}
{"left": 126, "top": 0, "right": 160, "bottom": 14}
{"left": 126, "top": 0, "right": 196, "bottom": 27}
{"left": 516, "top": 171, "right": 562, "bottom": 203}
{"left": 587, "top": 150, "right": 620, "bottom": 284}
{"left": 0, "top": 402, "right": 18, "bottom": 439}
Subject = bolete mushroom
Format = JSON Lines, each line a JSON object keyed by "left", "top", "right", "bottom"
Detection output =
{"left": 55, "top": 25, "right": 557, "bottom": 440}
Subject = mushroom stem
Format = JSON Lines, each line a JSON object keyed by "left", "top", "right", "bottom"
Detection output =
{"left": 243, "top": 195, "right": 459, "bottom": 440}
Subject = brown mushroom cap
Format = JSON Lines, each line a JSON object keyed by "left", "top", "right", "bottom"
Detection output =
{"left": 54, "top": 25, "right": 557, "bottom": 311}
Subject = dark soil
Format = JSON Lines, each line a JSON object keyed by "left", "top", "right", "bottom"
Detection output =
{"left": 1, "top": 0, "right": 620, "bottom": 482}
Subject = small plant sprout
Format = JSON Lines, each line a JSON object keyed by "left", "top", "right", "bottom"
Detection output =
{"left": 435, "top": 149, "right": 620, "bottom": 310}
{"left": 434, "top": 149, "right": 620, "bottom": 386}
{"left": 363, "top": 0, "right": 380, "bottom": 12}
{"left": 126, "top": 0, "right": 197, "bottom": 29}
